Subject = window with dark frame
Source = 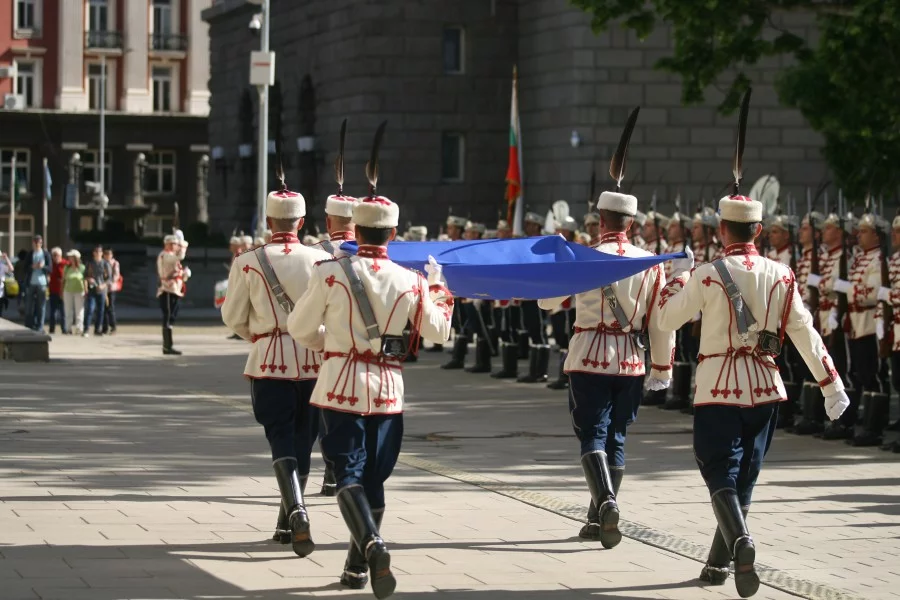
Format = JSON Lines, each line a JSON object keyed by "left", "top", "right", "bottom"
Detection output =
{"left": 15, "top": 62, "right": 35, "bottom": 107}
{"left": 81, "top": 150, "right": 112, "bottom": 193}
{"left": 0, "top": 149, "right": 30, "bottom": 195}
{"left": 88, "top": 0, "right": 108, "bottom": 31}
{"left": 143, "top": 151, "right": 176, "bottom": 194}
{"left": 16, "top": 0, "right": 36, "bottom": 30}
{"left": 87, "top": 63, "right": 108, "bottom": 110}
{"left": 441, "top": 133, "right": 464, "bottom": 182}
{"left": 151, "top": 66, "right": 172, "bottom": 112}
{"left": 442, "top": 27, "right": 464, "bottom": 74}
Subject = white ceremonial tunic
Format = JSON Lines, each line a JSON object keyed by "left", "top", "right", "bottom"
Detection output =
{"left": 816, "top": 245, "right": 843, "bottom": 338}
{"left": 288, "top": 246, "right": 453, "bottom": 416}
{"left": 157, "top": 250, "right": 185, "bottom": 297}
{"left": 656, "top": 243, "right": 844, "bottom": 407}
{"left": 767, "top": 244, "right": 792, "bottom": 268}
{"left": 885, "top": 251, "right": 900, "bottom": 351}
{"left": 221, "top": 232, "right": 333, "bottom": 380}
{"left": 794, "top": 247, "right": 818, "bottom": 310}
{"left": 665, "top": 240, "right": 686, "bottom": 282}
{"left": 538, "top": 232, "right": 675, "bottom": 378}
{"left": 309, "top": 231, "right": 355, "bottom": 258}
{"left": 846, "top": 246, "right": 880, "bottom": 339}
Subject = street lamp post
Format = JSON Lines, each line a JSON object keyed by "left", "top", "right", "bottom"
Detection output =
{"left": 249, "top": 0, "right": 274, "bottom": 240}
{"left": 99, "top": 54, "right": 107, "bottom": 230}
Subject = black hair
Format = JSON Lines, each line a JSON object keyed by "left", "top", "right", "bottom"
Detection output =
{"left": 722, "top": 220, "right": 760, "bottom": 243}
{"left": 598, "top": 209, "right": 633, "bottom": 232}
{"left": 357, "top": 226, "right": 393, "bottom": 246}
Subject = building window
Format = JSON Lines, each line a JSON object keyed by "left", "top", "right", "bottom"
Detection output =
{"left": 153, "top": 0, "right": 173, "bottom": 35}
{"left": 88, "top": 0, "right": 108, "bottom": 31}
{"left": 443, "top": 27, "right": 464, "bottom": 74}
{"left": 144, "top": 151, "right": 176, "bottom": 194}
{"left": 152, "top": 66, "right": 172, "bottom": 112}
{"left": 87, "top": 63, "right": 108, "bottom": 110}
{"left": 1, "top": 149, "right": 30, "bottom": 195}
{"left": 143, "top": 215, "right": 173, "bottom": 237}
{"left": 441, "top": 133, "right": 465, "bottom": 182}
{"left": 15, "top": 0, "right": 41, "bottom": 33}
{"left": 81, "top": 150, "right": 112, "bottom": 193}
{"left": 13, "top": 60, "right": 39, "bottom": 107}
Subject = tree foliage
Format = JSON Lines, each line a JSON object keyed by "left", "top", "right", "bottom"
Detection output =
{"left": 570, "top": 0, "right": 900, "bottom": 199}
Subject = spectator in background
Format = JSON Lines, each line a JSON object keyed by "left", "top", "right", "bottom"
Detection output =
{"left": 102, "top": 248, "right": 121, "bottom": 335}
{"left": 83, "top": 245, "right": 111, "bottom": 337}
{"left": 24, "top": 235, "right": 51, "bottom": 332}
{"left": 241, "top": 235, "right": 254, "bottom": 254}
{"left": 0, "top": 251, "right": 14, "bottom": 318}
{"left": 47, "top": 247, "right": 69, "bottom": 334}
{"left": 63, "top": 250, "right": 86, "bottom": 335}
{"left": 14, "top": 248, "right": 28, "bottom": 318}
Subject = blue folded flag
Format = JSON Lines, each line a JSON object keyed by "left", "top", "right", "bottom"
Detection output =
{"left": 340, "top": 236, "right": 686, "bottom": 300}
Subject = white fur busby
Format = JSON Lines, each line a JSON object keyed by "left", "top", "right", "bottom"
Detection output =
{"left": 645, "top": 210, "right": 671, "bottom": 229}
{"left": 406, "top": 225, "right": 428, "bottom": 241}
{"left": 858, "top": 213, "right": 889, "bottom": 233}
{"left": 596, "top": 191, "right": 637, "bottom": 217}
{"left": 767, "top": 213, "right": 798, "bottom": 231}
{"left": 325, "top": 194, "right": 359, "bottom": 218}
{"left": 524, "top": 212, "right": 544, "bottom": 225}
{"left": 241, "top": 235, "right": 254, "bottom": 246}
{"left": 633, "top": 211, "right": 647, "bottom": 226}
{"left": 718, "top": 195, "right": 763, "bottom": 223}
{"left": 465, "top": 221, "right": 486, "bottom": 234}
{"left": 353, "top": 196, "right": 399, "bottom": 228}
{"left": 802, "top": 211, "right": 825, "bottom": 231}
{"left": 497, "top": 219, "right": 511, "bottom": 231}
{"left": 266, "top": 189, "right": 306, "bottom": 220}
{"left": 164, "top": 234, "right": 179, "bottom": 244}
{"left": 229, "top": 236, "right": 241, "bottom": 246}
{"left": 557, "top": 216, "right": 578, "bottom": 232}
{"left": 447, "top": 215, "right": 467, "bottom": 228}
{"left": 583, "top": 213, "right": 600, "bottom": 226}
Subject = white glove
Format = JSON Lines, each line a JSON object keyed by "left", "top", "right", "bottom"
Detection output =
{"left": 806, "top": 273, "right": 822, "bottom": 288}
{"left": 832, "top": 279, "right": 852, "bottom": 295}
{"left": 827, "top": 308, "right": 839, "bottom": 332}
{"left": 670, "top": 245, "right": 694, "bottom": 279}
{"left": 877, "top": 318, "right": 885, "bottom": 341}
{"left": 644, "top": 377, "right": 671, "bottom": 392}
{"left": 878, "top": 287, "right": 892, "bottom": 303}
{"left": 182, "top": 266, "right": 192, "bottom": 281}
{"left": 824, "top": 390, "right": 850, "bottom": 421}
{"left": 174, "top": 228, "right": 185, "bottom": 242}
{"left": 425, "top": 255, "right": 444, "bottom": 286}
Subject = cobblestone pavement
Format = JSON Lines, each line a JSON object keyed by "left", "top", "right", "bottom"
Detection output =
{"left": 0, "top": 325, "right": 896, "bottom": 600}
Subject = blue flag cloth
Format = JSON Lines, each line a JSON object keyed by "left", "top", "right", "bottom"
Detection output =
{"left": 339, "top": 236, "right": 687, "bottom": 300}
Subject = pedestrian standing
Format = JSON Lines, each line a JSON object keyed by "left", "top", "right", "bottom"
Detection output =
{"left": 655, "top": 90, "right": 849, "bottom": 598}
{"left": 539, "top": 108, "right": 675, "bottom": 548}
{"left": 0, "top": 251, "right": 13, "bottom": 318}
{"left": 83, "top": 245, "right": 110, "bottom": 337}
{"left": 47, "top": 247, "right": 69, "bottom": 334}
{"left": 24, "top": 235, "right": 51, "bottom": 332}
{"left": 63, "top": 250, "right": 86, "bottom": 335}
{"left": 289, "top": 123, "right": 453, "bottom": 597}
{"left": 102, "top": 248, "right": 121, "bottom": 335}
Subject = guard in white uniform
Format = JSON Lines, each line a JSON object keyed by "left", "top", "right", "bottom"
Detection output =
{"left": 655, "top": 91, "right": 849, "bottom": 598}
{"left": 157, "top": 235, "right": 189, "bottom": 355}
{"left": 289, "top": 123, "right": 452, "bottom": 598}
{"left": 877, "top": 214, "right": 900, "bottom": 451}
{"left": 221, "top": 175, "right": 332, "bottom": 558}
{"left": 540, "top": 108, "right": 675, "bottom": 549}
{"left": 630, "top": 211, "right": 647, "bottom": 250}
{"left": 662, "top": 207, "right": 696, "bottom": 412}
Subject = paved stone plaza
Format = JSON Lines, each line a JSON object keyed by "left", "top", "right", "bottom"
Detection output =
{"left": 1, "top": 325, "right": 898, "bottom": 600}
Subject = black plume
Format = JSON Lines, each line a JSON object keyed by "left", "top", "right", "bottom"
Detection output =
{"left": 609, "top": 107, "right": 640, "bottom": 191}
{"left": 732, "top": 88, "right": 751, "bottom": 195}
{"left": 335, "top": 118, "right": 347, "bottom": 193}
{"left": 365, "top": 120, "right": 388, "bottom": 194}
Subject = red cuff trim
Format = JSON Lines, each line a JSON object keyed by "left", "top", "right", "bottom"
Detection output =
{"left": 651, "top": 364, "right": 672, "bottom": 371}
{"left": 429, "top": 284, "right": 451, "bottom": 296}
{"left": 818, "top": 378, "right": 833, "bottom": 387}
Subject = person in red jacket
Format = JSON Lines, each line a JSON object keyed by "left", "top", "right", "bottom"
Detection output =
{"left": 48, "top": 247, "right": 69, "bottom": 334}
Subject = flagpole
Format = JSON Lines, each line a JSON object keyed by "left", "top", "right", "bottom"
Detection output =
{"left": 512, "top": 65, "right": 525, "bottom": 236}
{"left": 42, "top": 157, "right": 48, "bottom": 242}
{"left": 8, "top": 153, "right": 15, "bottom": 257}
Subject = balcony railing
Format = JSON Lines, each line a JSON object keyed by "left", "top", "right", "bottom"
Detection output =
{"left": 150, "top": 33, "right": 188, "bottom": 52}
{"left": 85, "top": 30, "right": 124, "bottom": 50}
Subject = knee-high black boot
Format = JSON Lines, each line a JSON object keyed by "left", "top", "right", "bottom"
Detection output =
{"left": 321, "top": 465, "right": 337, "bottom": 496}
{"left": 465, "top": 337, "right": 493, "bottom": 373}
{"left": 850, "top": 391, "right": 889, "bottom": 446}
{"left": 491, "top": 342, "right": 519, "bottom": 379}
{"left": 273, "top": 475, "right": 308, "bottom": 544}
{"left": 516, "top": 330, "right": 530, "bottom": 359}
{"left": 547, "top": 351, "right": 569, "bottom": 390}
{"left": 699, "top": 506, "right": 749, "bottom": 585}
{"left": 517, "top": 345, "right": 550, "bottom": 383}
{"left": 341, "top": 507, "right": 385, "bottom": 590}
{"left": 711, "top": 490, "right": 758, "bottom": 598}
{"left": 793, "top": 382, "right": 824, "bottom": 435}
{"left": 579, "top": 451, "right": 621, "bottom": 548}
{"left": 441, "top": 335, "right": 468, "bottom": 370}
{"left": 273, "top": 459, "right": 315, "bottom": 557}
{"left": 337, "top": 486, "right": 396, "bottom": 599}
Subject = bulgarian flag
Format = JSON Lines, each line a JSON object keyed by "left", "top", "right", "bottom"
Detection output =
{"left": 505, "top": 66, "right": 524, "bottom": 236}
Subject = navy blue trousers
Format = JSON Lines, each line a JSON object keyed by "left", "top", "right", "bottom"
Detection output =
{"left": 569, "top": 373, "right": 643, "bottom": 467}
{"left": 250, "top": 379, "right": 319, "bottom": 477}
{"left": 319, "top": 409, "right": 403, "bottom": 510}
{"left": 693, "top": 403, "right": 778, "bottom": 508}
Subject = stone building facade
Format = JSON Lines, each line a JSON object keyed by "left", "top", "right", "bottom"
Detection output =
{"left": 204, "top": 0, "right": 825, "bottom": 237}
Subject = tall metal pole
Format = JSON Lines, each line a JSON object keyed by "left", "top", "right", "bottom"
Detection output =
{"left": 98, "top": 54, "right": 106, "bottom": 231}
{"left": 255, "top": 0, "right": 270, "bottom": 239}
{"left": 42, "top": 157, "right": 48, "bottom": 242}
{"left": 8, "top": 154, "right": 15, "bottom": 257}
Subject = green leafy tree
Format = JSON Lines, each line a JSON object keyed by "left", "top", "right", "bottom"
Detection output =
{"left": 571, "top": 0, "right": 900, "bottom": 199}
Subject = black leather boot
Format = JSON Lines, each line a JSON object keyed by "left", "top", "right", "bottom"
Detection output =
{"left": 642, "top": 388, "right": 666, "bottom": 406}
{"left": 711, "top": 490, "right": 758, "bottom": 598}
{"left": 699, "top": 506, "right": 748, "bottom": 586}
{"left": 337, "top": 487, "right": 396, "bottom": 599}
{"left": 273, "top": 458, "right": 315, "bottom": 557}
{"left": 579, "top": 451, "right": 621, "bottom": 549}
{"left": 777, "top": 381, "right": 801, "bottom": 429}
{"left": 162, "top": 328, "right": 182, "bottom": 356}
{"left": 489, "top": 327, "right": 500, "bottom": 357}
{"left": 850, "top": 391, "right": 889, "bottom": 447}
{"left": 441, "top": 336, "right": 468, "bottom": 369}
{"left": 547, "top": 351, "right": 569, "bottom": 390}
{"left": 465, "top": 338, "right": 493, "bottom": 373}
{"left": 516, "top": 331, "right": 530, "bottom": 359}
{"left": 580, "top": 465, "right": 624, "bottom": 539}
{"left": 272, "top": 504, "right": 290, "bottom": 544}
{"left": 426, "top": 343, "right": 444, "bottom": 353}
{"left": 821, "top": 387, "right": 858, "bottom": 440}
{"left": 670, "top": 361, "right": 692, "bottom": 409}
{"left": 491, "top": 342, "right": 519, "bottom": 379}
{"left": 610, "top": 467, "right": 624, "bottom": 496}
{"left": 794, "top": 382, "right": 825, "bottom": 435}
{"left": 321, "top": 466, "right": 337, "bottom": 497}
{"left": 518, "top": 345, "right": 550, "bottom": 383}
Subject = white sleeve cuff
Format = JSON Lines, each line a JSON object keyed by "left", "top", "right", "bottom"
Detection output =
{"left": 833, "top": 279, "right": 852, "bottom": 294}
{"left": 806, "top": 273, "right": 822, "bottom": 288}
